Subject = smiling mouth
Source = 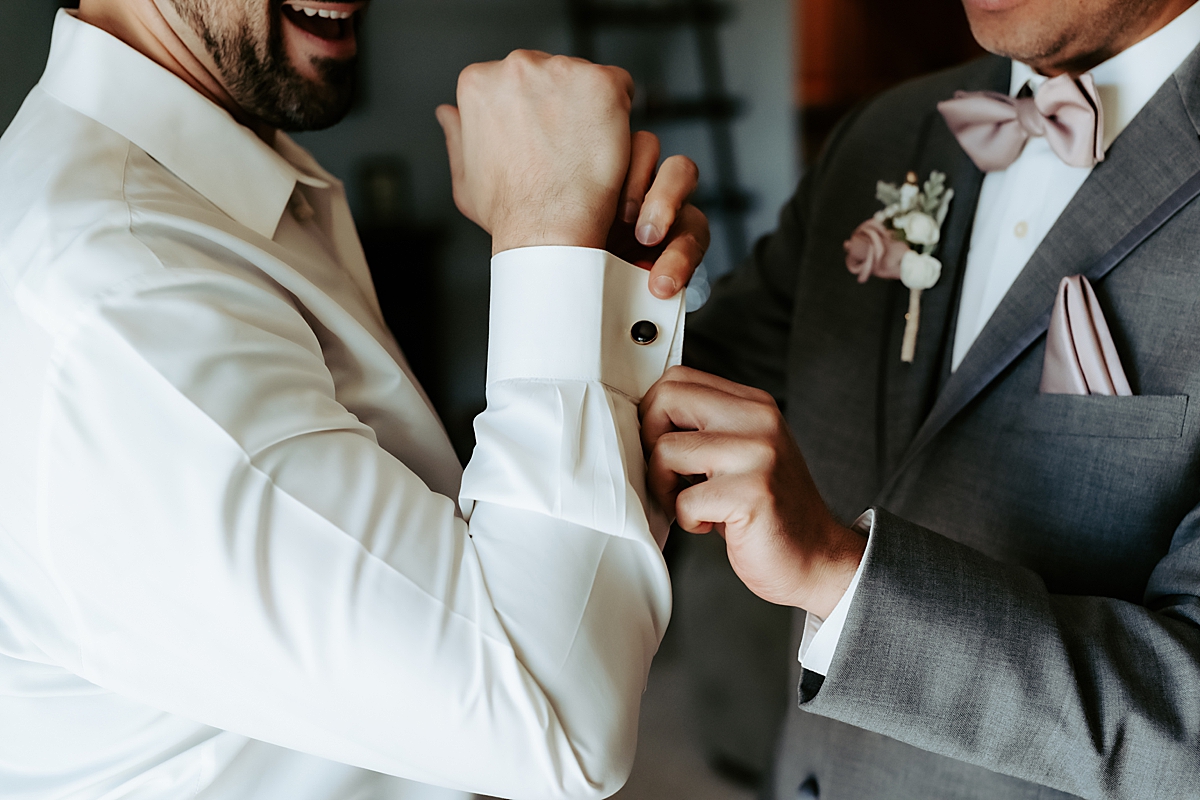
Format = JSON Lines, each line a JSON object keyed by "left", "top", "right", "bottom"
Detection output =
{"left": 281, "top": 1, "right": 367, "bottom": 42}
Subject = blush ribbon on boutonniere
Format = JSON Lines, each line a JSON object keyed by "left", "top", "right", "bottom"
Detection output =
{"left": 844, "top": 170, "right": 954, "bottom": 362}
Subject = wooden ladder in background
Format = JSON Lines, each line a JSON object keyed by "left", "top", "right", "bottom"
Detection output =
{"left": 565, "top": 0, "right": 752, "bottom": 266}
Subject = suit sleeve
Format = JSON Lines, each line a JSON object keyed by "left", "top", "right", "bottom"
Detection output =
{"left": 801, "top": 506, "right": 1200, "bottom": 800}
{"left": 34, "top": 244, "right": 681, "bottom": 800}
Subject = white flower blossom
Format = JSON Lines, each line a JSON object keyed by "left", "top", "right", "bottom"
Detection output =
{"left": 899, "top": 183, "right": 920, "bottom": 212}
{"left": 894, "top": 211, "right": 941, "bottom": 247}
{"left": 900, "top": 251, "right": 942, "bottom": 290}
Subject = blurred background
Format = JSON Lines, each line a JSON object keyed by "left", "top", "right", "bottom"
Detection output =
{"left": 0, "top": 1, "right": 979, "bottom": 797}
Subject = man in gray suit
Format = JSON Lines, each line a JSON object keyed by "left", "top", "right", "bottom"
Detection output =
{"left": 641, "top": 0, "right": 1200, "bottom": 797}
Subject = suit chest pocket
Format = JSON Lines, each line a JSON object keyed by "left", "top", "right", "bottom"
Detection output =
{"left": 1005, "top": 393, "right": 1189, "bottom": 439}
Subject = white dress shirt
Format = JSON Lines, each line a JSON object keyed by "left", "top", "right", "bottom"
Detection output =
{"left": 800, "top": 1, "right": 1200, "bottom": 676}
{"left": 0, "top": 11, "right": 684, "bottom": 800}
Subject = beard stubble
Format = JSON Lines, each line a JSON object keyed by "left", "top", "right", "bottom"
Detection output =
{"left": 170, "top": 0, "right": 357, "bottom": 131}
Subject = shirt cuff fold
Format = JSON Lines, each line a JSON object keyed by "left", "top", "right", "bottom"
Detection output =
{"left": 488, "top": 246, "right": 685, "bottom": 400}
{"left": 798, "top": 509, "right": 874, "bottom": 676}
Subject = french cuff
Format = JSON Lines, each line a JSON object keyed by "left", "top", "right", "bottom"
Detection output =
{"left": 798, "top": 509, "right": 874, "bottom": 676}
{"left": 488, "top": 246, "right": 686, "bottom": 400}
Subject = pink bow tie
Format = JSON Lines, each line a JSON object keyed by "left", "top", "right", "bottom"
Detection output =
{"left": 937, "top": 74, "right": 1105, "bottom": 172}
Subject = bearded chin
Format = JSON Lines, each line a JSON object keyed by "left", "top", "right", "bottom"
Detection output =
{"left": 216, "top": 31, "right": 358, "bottom": 132}
{"left": 258, "top": 56, "right": 357, "bottom": 132}
{"left": 167, "top": 0, "right": 357, "bottom": 130}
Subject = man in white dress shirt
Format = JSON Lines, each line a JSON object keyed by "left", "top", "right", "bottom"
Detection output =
{"left": 644, "top": 0, "right": 1200, "bottom": 796}
{"left": 0, "top": 1, "right": 710, "bottom": 798}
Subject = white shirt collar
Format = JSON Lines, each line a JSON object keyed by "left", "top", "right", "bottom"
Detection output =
{"left": 37, "top": 10, "right": 332, "bottom": 240}
{"left": 1010, "top": 0, "right": 1200, "bottom": 149}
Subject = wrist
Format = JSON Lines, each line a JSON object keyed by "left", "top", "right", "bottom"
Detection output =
{"left": 490, "top": 203, "right": 615, "bottom": 255}
{"left": 794, "top": 522, "right": 867, "bottom": 618}
{"left": 492, "top": 228, "right": 608, "bottom": 255}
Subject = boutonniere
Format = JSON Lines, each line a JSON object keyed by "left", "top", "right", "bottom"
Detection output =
{"left": 843, "top": 171, "right": 954, "bottom": 362}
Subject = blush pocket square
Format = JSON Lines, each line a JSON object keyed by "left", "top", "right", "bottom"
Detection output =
{"left": 1040, "top": 275, "right": 1132, "bottom": 396}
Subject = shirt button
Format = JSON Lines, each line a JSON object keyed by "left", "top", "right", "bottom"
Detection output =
{"left": 631, "top": 320, "right": 658, "bottom": 345}
{"left": 1014, "top": 220, "right": 1029, "bottom": 238}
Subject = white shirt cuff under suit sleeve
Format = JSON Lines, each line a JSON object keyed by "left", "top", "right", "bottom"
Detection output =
{"left": 798, "top": 509, "right": 873, "bottom": 676}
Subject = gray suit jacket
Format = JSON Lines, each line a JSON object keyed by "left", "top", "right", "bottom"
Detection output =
{"left": 685, "top": 46, "right": 1200, "bottom": 800}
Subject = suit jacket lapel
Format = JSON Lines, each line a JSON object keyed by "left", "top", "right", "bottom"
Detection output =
{"left": 884, "top": 45, "right": 1200, "bottom": 492}
{"left": 875, "top": 56, "right": 1009, "bottom": 480}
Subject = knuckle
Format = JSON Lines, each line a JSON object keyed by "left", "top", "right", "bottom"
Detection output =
{"left": 657, "top": 430, "right": 687, "bottom": 455}
{"left": 749, "top": 472, "right": 774, "bottom": 503}
{"left": 457, "top": 63, "right": 482, "bottom": 91}
{"left": 504, "top": 50, "right": 540, "bottom": 79}
{"left": 671, "top": 155, "right": 700, "bottom": 183}
{"left": 764, "top": 408, "right": 786, "bottom": 437}
{"left": 765, "top": 411, "right": 790, "bottom": 443}
{"left": 647, "top": 455, "right": 671, "bottom": 486}
{"left": 641, "top": 381, "right": 662, "bottom": 407}
{"left": 595, "top": 66, "right": 632, "bottom": 102}
{"left": 746, "top": 401, "right": 777, "bottom": 431}
{"left": 748, "top": 385, "right": 776, "bottom": 408}
{"left": 660, "top": 382, "right": 689, "bottom": 410}
{"left": 747, "top": 438, "right": 777, "bottom": 470}
{"left": 667, "top": 226, "right": 709, "bottom": 262}
{"left": 675, "top": 492, "right": 699, "bottom": 525}
{"left": 604, "top": 65, "right": 633, "bottom": 88}
{"left": 662, "top": 364, "right": 688, "bottom": 383}
{"left": 673, "top": 230, "right": 704, "bottom": 259}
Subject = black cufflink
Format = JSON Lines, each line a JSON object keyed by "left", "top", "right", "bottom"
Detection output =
{"left": 630, "top": 320, "right": 658, "bottom": 345}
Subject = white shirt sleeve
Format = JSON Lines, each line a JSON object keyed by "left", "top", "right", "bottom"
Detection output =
{"left": 34, "top": 244, "right": 682, "bottom": 800}
{"left": 798, "top": 509, "right": 874, "bottom": 676}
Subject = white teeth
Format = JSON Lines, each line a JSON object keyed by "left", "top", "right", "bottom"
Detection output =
{"left": 289, "top": 5, "right": 354, "bottom": 20}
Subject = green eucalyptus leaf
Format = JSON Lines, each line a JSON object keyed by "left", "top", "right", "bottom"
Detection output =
{"left": 876, "top": 181, "right": 902, "bottom": 206}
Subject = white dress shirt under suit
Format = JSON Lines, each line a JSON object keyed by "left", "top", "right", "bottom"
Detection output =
{"left": 0, "top": 11, "right": 685, "bottom": 800}
{"left": 801, "top": 1, "right": 1200, "bottom": 676}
